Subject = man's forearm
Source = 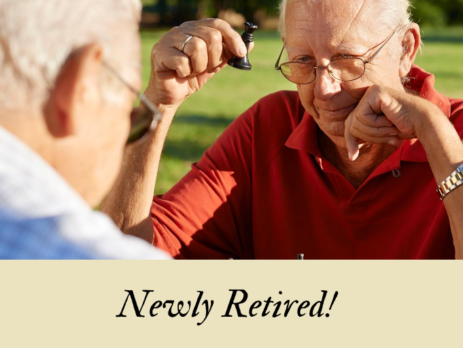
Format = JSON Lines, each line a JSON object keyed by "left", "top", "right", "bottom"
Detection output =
{"left": 417, "top": 110, "right": 463, "bottom": 258}
{"left": 99, "top": 17, "right": 247, "bottom": 244}
{"left": 99, "top": 105, "right": 177, "bottom": 243}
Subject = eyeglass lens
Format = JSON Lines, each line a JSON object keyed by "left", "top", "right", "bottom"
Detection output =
{"left": 280, "top": 58, "right": 366, "bottom": 84}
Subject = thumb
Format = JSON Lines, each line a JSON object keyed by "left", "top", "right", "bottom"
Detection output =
{"left": 248, "top": 41, "right": 255, "bottom": 53}
{"left": 344, "top": 114, "right": 360, "bottom": 161}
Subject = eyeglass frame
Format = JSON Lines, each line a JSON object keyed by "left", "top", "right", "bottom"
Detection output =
{"left": 103, "top": 62, "right": 162, "bottom": 144}
{"left": 274, "top": 24, "right": 406, "bottom": 85}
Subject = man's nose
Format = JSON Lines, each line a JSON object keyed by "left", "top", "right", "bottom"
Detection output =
{"left": 313, "top": 67, "right": 341, "bottom": 101}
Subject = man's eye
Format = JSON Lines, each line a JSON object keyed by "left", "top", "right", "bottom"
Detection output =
{"left": 340, "top": 54, "right": 357, "bottom": 59}
{"left": 293, "top": 56, "right": 314, "bottom": 63}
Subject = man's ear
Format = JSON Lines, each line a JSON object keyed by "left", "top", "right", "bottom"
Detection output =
{"left": 44, "top": 43, "right": 103, "bottom": 138}
{"left": 399, "top": 23, "right": 421, "bottom": 78}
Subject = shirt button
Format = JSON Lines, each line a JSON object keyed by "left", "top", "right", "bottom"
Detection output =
{"left": 392, "top": 169, "right": 401, "bottom": 178}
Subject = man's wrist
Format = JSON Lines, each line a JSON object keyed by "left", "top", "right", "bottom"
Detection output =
{"left": 141, "top": 90, "right": 179, "bottom": 115}
{"left": 413, "top": 100, "right": 447, "bottom": 141}
{"left": 138, "top": 89, "right": 178, "bottom": 125}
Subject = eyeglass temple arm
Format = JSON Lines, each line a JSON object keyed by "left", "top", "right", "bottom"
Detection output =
{"left": 102, "top": 61, "right": 162, "bottom": 124}
{"left": 275, "top": 42, "right": 287, "bottom": 70}
{"left": 365, "top": 24, "right": 406, "bottom": 63}
{"left": 138, "top": 93, "right": 162, "bottom": 124}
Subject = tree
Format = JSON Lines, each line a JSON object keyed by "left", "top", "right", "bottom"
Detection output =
{"left": 410, "top": 0, "right": 463, "bottom": 26}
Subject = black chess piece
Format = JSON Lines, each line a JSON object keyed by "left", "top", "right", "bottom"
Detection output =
{"left": 228, "top": 22, "right": 258, "bottom": 71}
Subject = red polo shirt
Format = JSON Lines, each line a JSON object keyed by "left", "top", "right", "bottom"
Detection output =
{"left": 151, "top": 65, "right": 463, "bottom": 259}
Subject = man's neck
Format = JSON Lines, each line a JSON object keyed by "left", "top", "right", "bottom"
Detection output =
{"left": 319, "top": 130, "right": 396, "bottom": 189}
{"left": 0, "top": 111, "right": 51, "bottom": 160}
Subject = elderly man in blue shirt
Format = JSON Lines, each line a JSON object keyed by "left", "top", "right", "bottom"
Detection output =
{"left": 0, "top": 0, "right": 168, "bottom": 259}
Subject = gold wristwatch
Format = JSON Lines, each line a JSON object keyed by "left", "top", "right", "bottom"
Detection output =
{"left": 437, "top": 164, "right": 463, "bottom": 200}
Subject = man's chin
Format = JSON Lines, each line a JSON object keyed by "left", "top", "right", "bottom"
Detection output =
{"left": 317, "top": 120, "right": 346, "bottom": 139}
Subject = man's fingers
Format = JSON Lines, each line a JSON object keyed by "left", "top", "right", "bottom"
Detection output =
{"left": 351, "top": 118, "right": 398, "bottom": 138}
{"left": 357, "top": 113, "right": 394, "bottom": 128}
{"left": 181, "top": 18, "right": 247, "bottom": 57}
{"left": 178, "top": 26, "right": 226, "bottom": 72}
{"left": 156, "top": 47, "right": 192, "bottom": 78}
{"left": 344, "top": 115, "right": 360, "bottom": 161}
{"left": 350, "top": 124, "right": 401, "bottom": 148}
{"left": 344, "top": 85, "right": 419, "bottom": 153}
{"left": 222, "top": 43, "right": 234, "bottom": 61}
{"left": 157, "top": 19, "right": 254, "bottom": 78}
{"left": 345, "top": 110, "right": 399, "bottom": 162}
{"left": 181, "top": 36, "right": 208, "bottom": 75}
{"left": 248, "top": 41, "right": 255, "bottom": 53}
{"left": 345, "top": 132, "right": 360, "bottom": 161}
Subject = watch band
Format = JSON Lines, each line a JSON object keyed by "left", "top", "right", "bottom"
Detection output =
{"left": 436, "top": 163, "right": 463, "bottom": 200}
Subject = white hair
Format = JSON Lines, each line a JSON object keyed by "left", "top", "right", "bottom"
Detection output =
{"left": 0, "top": 0, "right": 142, "bottom": 112}
{"left": 278, "top": 0, "right": 413, "bottom": 39}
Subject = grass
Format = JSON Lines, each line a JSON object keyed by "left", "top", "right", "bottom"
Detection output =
{"left": 139, "top": 28, "right": 463, "bottom": 194}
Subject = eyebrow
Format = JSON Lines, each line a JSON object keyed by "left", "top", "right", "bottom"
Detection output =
{"left": 334, "top": 43, "right": 369, "bottom": 54}
{"left": 285, "top": 46, "right": 307, "bottom": 54}
{"left": 285, "top": 42, "right": 372, "bottom": 56}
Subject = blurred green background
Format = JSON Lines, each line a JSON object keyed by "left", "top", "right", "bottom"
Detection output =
{"left": 138, "top": 1, "right": 463, "bottom": 194}
{"left": 140, "top": 0, "right": 463, "bottom": 27}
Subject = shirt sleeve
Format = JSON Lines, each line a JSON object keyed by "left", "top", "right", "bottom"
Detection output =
{"left": 151, "top": 104, "right": 255, "bottom": 259}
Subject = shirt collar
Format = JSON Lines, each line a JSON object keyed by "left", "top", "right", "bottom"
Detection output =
{"left": 285, "top": 107, "right": 319, "bottom": 156}
{"left": 401, "top": 65, "right": 450, "bottom": 162}
{"left": 285, "top": 65, "right": 451, "bottom": 163}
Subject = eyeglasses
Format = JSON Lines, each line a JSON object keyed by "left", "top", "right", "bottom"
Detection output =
{"left": 103, "top": 63, "right": 162, "bottom": 144}
{"left": 274, "top": 25, "right": 405, "bottom": 85}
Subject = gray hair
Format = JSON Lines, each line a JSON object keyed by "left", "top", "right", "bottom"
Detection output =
{"left": 0, "top": 0, "right": 141, "bottom": 112}
{"left": 278, "top": 0, "right": 413, "bottom": 39}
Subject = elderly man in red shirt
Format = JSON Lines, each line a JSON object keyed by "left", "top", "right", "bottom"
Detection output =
{"left": 100, "top": 0, "right": 463, "bottom": 259}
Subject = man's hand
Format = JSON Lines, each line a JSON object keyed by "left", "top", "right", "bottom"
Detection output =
{"left": 145, "top": 18, "right": 252, "bottom": 109}
{"left": 344, "top": 85, "right": 442, "bottom": 161}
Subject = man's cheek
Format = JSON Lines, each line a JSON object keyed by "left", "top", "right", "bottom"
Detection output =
{"left": 344, "top": 81, "right": 370, "bottom": 100}
{"left": 298, "top": 85, "right": 315, "bottom": 111}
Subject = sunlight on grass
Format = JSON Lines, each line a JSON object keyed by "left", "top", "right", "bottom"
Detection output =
{"left": 414, "top": 43, "right": 463, "bottom": 98}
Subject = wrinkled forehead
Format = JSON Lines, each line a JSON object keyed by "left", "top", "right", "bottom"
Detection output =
{"left": 286, "top": 0, "right": 388, "bottom": 49}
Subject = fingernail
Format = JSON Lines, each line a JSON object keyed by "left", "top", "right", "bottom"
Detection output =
{"left": 347, "top": 150, "right": 357, "bottom": 162}
{"left": 348, "top": 147, "right": 360, "bottom": 161}
{"left": 388, "top": 140, "right": 396, "bottom": 146}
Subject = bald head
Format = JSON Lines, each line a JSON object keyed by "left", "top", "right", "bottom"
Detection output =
{"left": 278, "top": 0, "right": 412, "bottom": 39}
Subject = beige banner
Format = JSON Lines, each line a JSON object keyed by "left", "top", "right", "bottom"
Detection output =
{"left": 0, "top": 261, "right": 462, "bottom": 347}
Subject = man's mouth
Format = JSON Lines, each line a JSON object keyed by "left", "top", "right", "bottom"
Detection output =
{"left": 317, "top": 104, "right": 356, "bottom": 120}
